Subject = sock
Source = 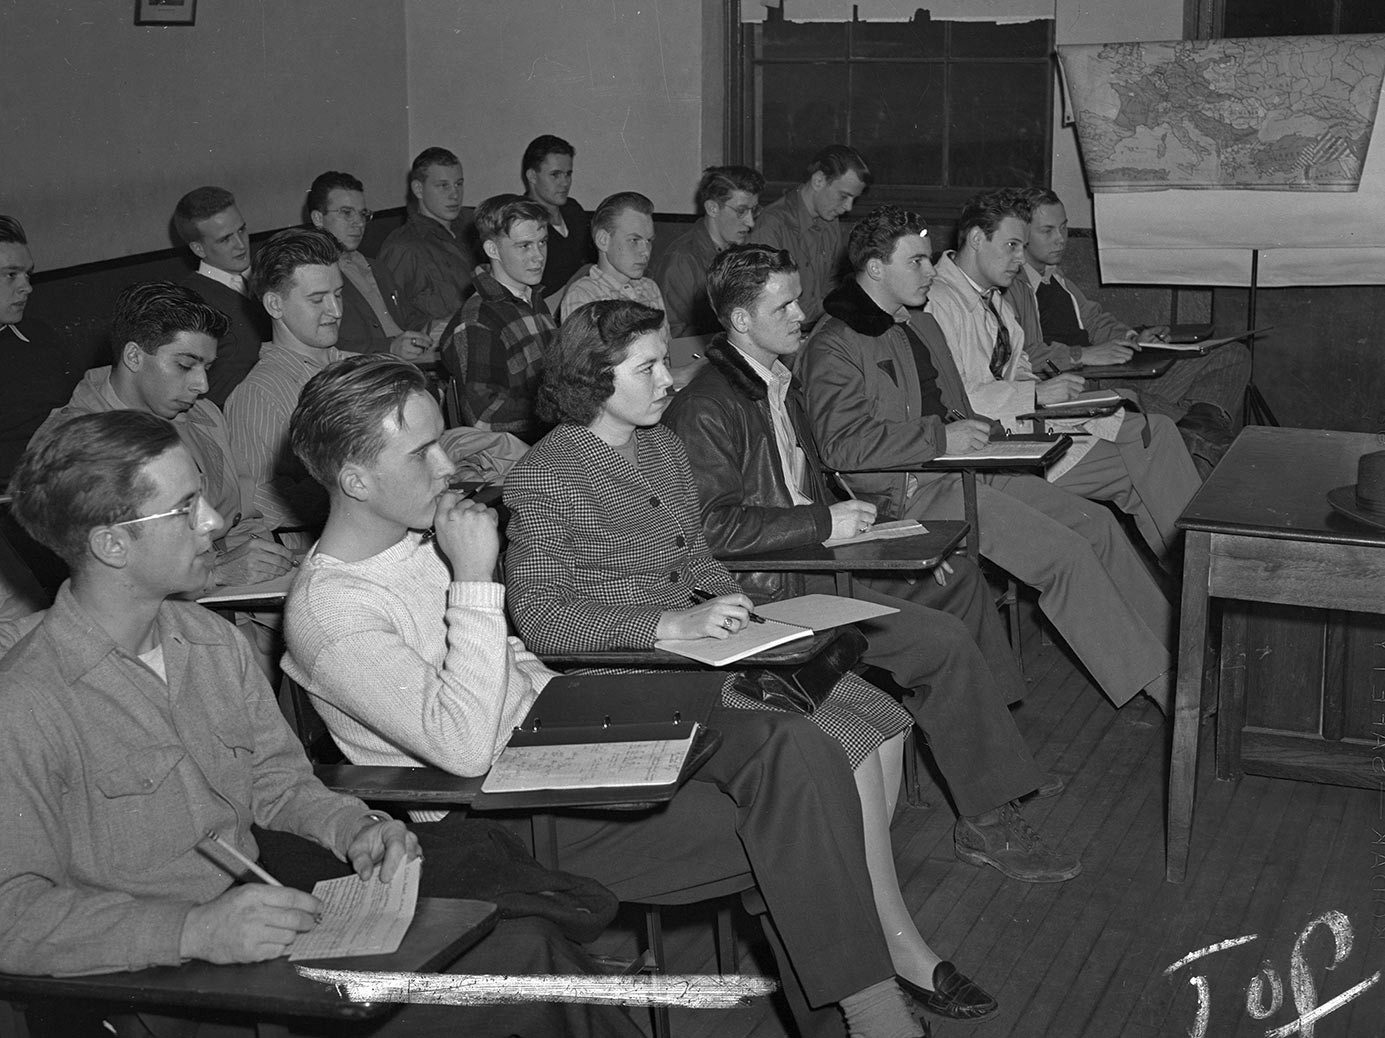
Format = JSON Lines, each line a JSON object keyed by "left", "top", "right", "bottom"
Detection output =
{"left": 840, "top": 978, "right": 925, "bottom": 1038}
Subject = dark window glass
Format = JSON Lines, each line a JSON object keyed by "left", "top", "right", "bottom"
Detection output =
{"left": 760, "top": 19, "right": 844, "bottom": 59}
{"left": 951, "top": 18, "right": 1050, "bottom": 58}
{"left": 848, "top": 63, "right": 946, "bottom": 185}
{"left": 851, "top": 16, "right": 946, "bottom": 59}
{"left": 951, "top": 63, "right": 1050, "bottom": 187}
{"left": 759, "top": 64, "right": 850, "bottom": 182}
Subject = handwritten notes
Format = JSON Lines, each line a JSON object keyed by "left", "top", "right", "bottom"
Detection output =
{"left": 288, "top": 856, "right": 421, "bottom": 961}
{"left": 481, "top": 728, "right": 700, "bottom": 794}
{"left": 822, "top": 519, "right": 927, "bottom": 548}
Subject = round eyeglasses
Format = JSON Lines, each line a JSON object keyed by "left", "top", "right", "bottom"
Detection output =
{"left": 110, "top": 490, "right": 206, "bottom": 531}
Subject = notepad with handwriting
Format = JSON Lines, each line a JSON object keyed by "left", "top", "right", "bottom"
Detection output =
{"left": 288, "top": 856, "right": 421, "bottom": 961}
{"left": 655, "top": 594, "right": 898, "bottom": 666}
{"left": 197, "top": 571, "right": 296, "bottom": 605}
{"left": 483, "top": 726, "right": 702, "bottom": 794}
{"left": 822, "top": 518, "right": 927, "bottom": 548}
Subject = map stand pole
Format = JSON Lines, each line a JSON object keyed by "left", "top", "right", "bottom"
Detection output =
{"left": 1244, "top": 248, "right": 1279, "bottom": 426}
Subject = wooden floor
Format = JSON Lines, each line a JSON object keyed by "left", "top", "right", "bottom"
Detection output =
{"left": 590, "top": 606, "right": 1385, "bottom": 1038}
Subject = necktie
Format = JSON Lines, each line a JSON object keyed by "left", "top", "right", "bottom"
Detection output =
{"left": 982, "top": 292, "right": 1011, "bottom": 379}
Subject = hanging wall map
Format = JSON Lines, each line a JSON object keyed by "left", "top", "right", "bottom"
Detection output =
{"left": 1059, "top": 35, "right": 1385, "bottom": 192}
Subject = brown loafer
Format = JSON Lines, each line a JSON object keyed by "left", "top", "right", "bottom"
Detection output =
{"left": 898, "top": 961, "right": 998, "bottom": 1020}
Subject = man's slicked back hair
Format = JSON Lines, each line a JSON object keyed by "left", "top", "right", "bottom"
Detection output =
{"left": 537, "top": 300, "right": 665, "bottom": 426}
{"left": 591, "top": 191, "right": 654, "bottom": 237}
{"left": 112, "top": 281, "right": 230, "bottom": 359}
{"left": 409, "top": 147, "right": 462, "bottom": 188}
{"left": 1018, "top": 186, "right": 1062, "bottom": 214}
{"left": 957, "top": 188, "right": 1031, "bottom": 242}
{"left": 291, "top": 354, "right": 431, "bottom": 490}
{"left": 251, "top": 228, "right": 341, "bottom": 299}
{"left": 521, "top": 134, "right": 575, "bottom": 180}
{"left": 308, "top": 171, "right": 365, "bottom": 216}
{"left": 8, "top": 411, "right": 180, "bottom": 568}
{"left": 807, "top": 145, "right": 872, "bottom": 187}
{"left": 706, "top": 244, "right": 798, "bottom": 326}
{"left": 847, "top": 205, "right": 930, "bottom": 273}
{"left": 694, "top": 166, "right": 765, "bottom": 211}
{"left": 173, "top": 186, "right": 238, "bottom": 244}
{"left": 473, "top": 194, "right": 551, "bottom": 243}
{"left": 0, "top": 215, "right": 27, "bottom": 246}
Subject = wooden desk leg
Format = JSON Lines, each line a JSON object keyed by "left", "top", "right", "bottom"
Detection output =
{"left": 1216, "top": 603, "right": 1247, "bottom": 781}
{"left": 1167, "top": 530, "right": 1211, "bottom": 883}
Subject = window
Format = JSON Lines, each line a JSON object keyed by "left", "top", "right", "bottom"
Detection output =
{"left": 1190, "top": 0, "right": 1385, "bottom": 37}
{"left": 729, "top": 6, "right": 1053, "bottom": 209}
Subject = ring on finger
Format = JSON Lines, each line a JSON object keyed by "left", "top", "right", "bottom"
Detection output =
{"left": 723, "top": 617, "right": 735, "bottom": 632}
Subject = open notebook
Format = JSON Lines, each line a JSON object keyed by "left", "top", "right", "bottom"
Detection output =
{"left": 655, "top": 593, "right": 898, "bottom": 667}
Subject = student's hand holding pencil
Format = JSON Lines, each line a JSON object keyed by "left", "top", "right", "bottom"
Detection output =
{"left": 944, "top": 418, "right": 991, "bottom": 454}
{"left": 657, "top": 591, "right": 753, "bottom": 641}
{"left": 180, "top": 884, "right": 323, "bottom": 964}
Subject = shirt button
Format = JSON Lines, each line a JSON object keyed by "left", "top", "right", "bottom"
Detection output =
{"left": 649, "top": 496, "right": 660, "bottom": 508}
{"left": 669, "top": 571, "right": 680, "bottom": 583}
{"left": 675, "top": 535, "right": 686, "bottom": 548}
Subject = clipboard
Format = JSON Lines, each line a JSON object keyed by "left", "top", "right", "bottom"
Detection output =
{"left": 471, "top": 672, "right": 723, "bottom": 811}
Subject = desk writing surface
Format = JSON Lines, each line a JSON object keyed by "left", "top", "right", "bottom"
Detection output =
{"left": 0, "top": 898, "right": 496, "bottom": 1020}
{"left": 1177, "top": 427, "right": 1385, "bottom": 546}
{"left": 721, "top": 520, "right": 968, "bottom": 572}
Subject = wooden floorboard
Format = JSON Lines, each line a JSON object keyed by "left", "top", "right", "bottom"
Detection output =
{"left": 586, "top": 602, "right": 1385, "bottom": 1038}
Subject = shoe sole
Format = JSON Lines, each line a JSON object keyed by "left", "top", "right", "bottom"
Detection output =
{"left": 954, "top": 844, "right": 1083, "bottom": 882}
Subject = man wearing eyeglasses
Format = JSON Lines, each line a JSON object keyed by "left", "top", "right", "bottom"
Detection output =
{"left": 31, "top": 281, "right": 294, "bottom": 592}
{"left": 307, "top": 171, "right": 435, "bottom": 361}
{"left": 651, "top": 165, "right": 765, "bottom": 338}
{"left": 752, "top": 144, "right": 871, "bottom": 327}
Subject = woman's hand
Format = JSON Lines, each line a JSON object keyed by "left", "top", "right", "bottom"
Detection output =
{"left": 656, "top": 593, "right": 753, "bottom": 641}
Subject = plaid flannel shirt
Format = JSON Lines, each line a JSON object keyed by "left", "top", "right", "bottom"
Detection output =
{"left": 442, "top": 270, "right": 557, "bottom": 443}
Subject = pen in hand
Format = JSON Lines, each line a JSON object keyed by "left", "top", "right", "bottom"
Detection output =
{"left": 690, "top": 587, "right": 765, "bottom": 623}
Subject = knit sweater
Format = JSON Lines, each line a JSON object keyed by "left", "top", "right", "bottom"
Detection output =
{"left": 282, "top": 531, "right": 552, "bottom": 780}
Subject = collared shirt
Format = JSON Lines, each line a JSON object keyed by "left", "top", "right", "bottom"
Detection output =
{"left": 560, "top": 264, "right": 668, "bottom": 329}
{"left": 442, "top": 270, "right": 557, "bottom": 443}
{"left": 752, "top": 187, "right": 845, "bottom": 326}
{"left": 339, "top": 250, "right": 403, "bottom": 338}
{"left": 196, "top": 260, "right": 248, "bottom": 297}
{"left": 649, "top": 219, "right": 723, "bottom": 338}
{"left": 225, "top": 342, "right": 346, "bottom": 529}
{"left": 733, "top": 344, "right": 813, "bottom": 506}
{"left": 376, "top": 209, "right": 478, "bottom": 328}
{"left": 0, "top": 584, "right": 370, "bottom": 976}
{"left": 2, "top": 322, "right": 29, "bottom": 343}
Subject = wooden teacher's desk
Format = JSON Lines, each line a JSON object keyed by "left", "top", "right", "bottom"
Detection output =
{"left": 1168, "top": 427, "right": 1385, "bottom": 881}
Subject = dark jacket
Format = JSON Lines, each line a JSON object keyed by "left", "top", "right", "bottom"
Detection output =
{"left": 336, "top": 259, "right": 413, "bottom": 355}
{"left": 662, "top": 335, "right": 835, "bottom": 603}
{"left": 180, "top": 272, "right": 270, "bottom": 408}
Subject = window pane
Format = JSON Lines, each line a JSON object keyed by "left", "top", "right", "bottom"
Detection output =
{"left": 851, "top": 15, "right": 946, "bottom": 59}
{"left": 759, "top": 63, "right": 851, "bottom": 182}
{"left": 847, "top": 63, "right": 946, "bottom": 185}
{"left": 761, "top": 18, "right": 845, "bottom": 60}
{"left": 949, "top": 63, "right": 1048, "bottom": 187}
{"left": 951, "top": 19, "right": 1050, "bottom": 58}
{"left": 1222, "top": 0, "right": 1333, "bottom": 36}
{"left": 1341, "top": 0, "right": 1385, "bottom": 32}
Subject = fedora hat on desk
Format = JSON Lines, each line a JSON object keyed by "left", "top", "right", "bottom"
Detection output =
{"left": 1327, "top": 450, "right": 1385, "bottom": 529}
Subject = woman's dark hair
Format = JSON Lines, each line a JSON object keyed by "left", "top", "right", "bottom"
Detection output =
{"left": 537, "top": 300, "right": 666, "bottom": 426}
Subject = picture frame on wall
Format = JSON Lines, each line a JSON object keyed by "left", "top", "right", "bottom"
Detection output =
{"left": 135, "top": 0, "right": 197, "bottom": 26}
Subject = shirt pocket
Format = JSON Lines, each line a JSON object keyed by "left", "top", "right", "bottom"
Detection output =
{"left": 92, "top": 744, "right": 195, "bottom": 873}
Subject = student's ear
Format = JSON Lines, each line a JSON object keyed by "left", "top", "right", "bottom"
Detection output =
{"left": 965, "top": 226, "right": 986, "bottom": 253}
{"left": 864, "top": 257, "right": 885, "bottom": 283}
{"left": 809, "top": 171, "right": 828, "bottom": 192}
{"left": 337, "top": 463, "right": 370, "bottom": 503}
{"left": 702, "top": 199, "right": 719, "bottom": 221}
{"left": 87, "top": 526, "right": 130, "bottom": 571}
{"left": 593, "top": 227, "right": 611, "bottom": 253}
{"left": 189, "top": 239, "right": 208, "bottom": 262}
{"left": 119, "top": 341, "right": 146, "bottom": 372}
{"left": 482, "top": 238, "right": 501, "bottom": 263}
{"left": 409, "top": 179, "right": 424, "bottom": 204}
{"left": 728, "top": 305, "right": 752, "bottom": 335}
{"left": 524, "top": 168, "right": 538, "bottom": 192}
{"left": 309, "top": 210, "right": 326, "bottom": 231}
{"left": 262, "top": 289, "right": 284, "bottom": 321}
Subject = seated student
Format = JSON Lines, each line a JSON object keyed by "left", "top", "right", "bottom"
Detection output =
{"left": 1006, "top": 187, "right": 1250, "bottom": 476}
{"left": 802, "top": 206, "right": 1178, "bottom": 714}
{"left": 282, "top": 353, "right": 930, "bottom": 1038}
{"left": 650, "top": 165, "right": 765, "bottom": 338}
{"left": 226, "top": 228, "right": 349, "bottom": 534}
{"left": 522, "top": 134, "right": 597, "bottom": 299}
{"left": 923, "top": 188, "right": 1201, "bottom": 562}
{"left": 173, "top": 186, "right": 272, "bottom": 407}
{"left": 376, "top": 147, "right": 477, "bottom": 334}
{"left": 0, "top": 410, "right": 640, "bottom": 1038}
{"left": 663, "top": 245, "right": 1078, "bottom": 904}
{"left": 752, "top": 145, "right": 870, "bottom": 326}
{"left": 307, "top": 170, "right": 435, "bottom": 360}
{"left": 440, "top": 195, "right": 557, "bottom": 444}
{"left": 560, "top": 191, "right": 665, "bottom": 327}
{"left": 503, "top": 300, "right": 1001, "bottom": 1026}
{"left": 33, "top": 281, "right": 294, "bottom": 592}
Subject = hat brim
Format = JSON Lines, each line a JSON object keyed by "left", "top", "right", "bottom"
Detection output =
{"left": 1326, "top": 485, "right": 1385, "bottom": 530}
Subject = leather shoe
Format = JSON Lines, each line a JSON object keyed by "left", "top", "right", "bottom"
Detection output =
{"left": 1020, "top": 772, "right": 1064, "bottom": 801}
{"left": 898, "top": 961, "right": 998, "bottom": 1020}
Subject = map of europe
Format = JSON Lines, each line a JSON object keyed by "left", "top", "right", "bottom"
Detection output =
{"left": 1058, "top": 35, "right": 1385, "bottom": 191}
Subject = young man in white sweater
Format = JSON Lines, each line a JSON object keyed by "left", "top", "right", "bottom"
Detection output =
{"left": 282, "top": 353, "right": 931, "bottom": 1038}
